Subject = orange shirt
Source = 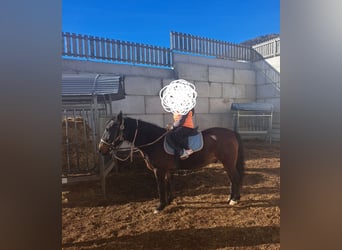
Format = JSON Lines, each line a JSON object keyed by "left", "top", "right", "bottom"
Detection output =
{"left": 173, "top": 110, "right": 194, "bottom": 128}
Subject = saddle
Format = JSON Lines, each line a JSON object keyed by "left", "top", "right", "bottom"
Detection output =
{"left": 163, "top": 132, "right": 204, "bottom": 155}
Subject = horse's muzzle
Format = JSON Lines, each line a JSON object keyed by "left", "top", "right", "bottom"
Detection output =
{"left": 98, "top": 142, "right": 110, "bottom": 155}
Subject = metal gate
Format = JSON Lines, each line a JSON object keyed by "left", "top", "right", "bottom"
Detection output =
{"left": 231, "top": 102, "right": 273, "bottom": 143}
{"left": 61, "top": 103, "right": 116, "bottom": 195}
{"left": 62, "top": 106, "right": 101, "bottom": 176}
{"left": 61, "top": 73, "right": 124, "bottom": 195}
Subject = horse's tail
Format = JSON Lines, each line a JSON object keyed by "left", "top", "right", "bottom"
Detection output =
{"left": 234, "top": 131, "right": 245, "bottom": 185}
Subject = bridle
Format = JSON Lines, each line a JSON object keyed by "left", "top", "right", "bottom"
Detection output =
{"left": 101, "top": 118, "right": 171, "bottom": 162}
{"left": 100, "top": 118, "right": 138, "bottom": 162}
{"left": 99, "top": 139, "right": 112, "bottom": 147}
{"left": 100, "top": 119, "right": 126, "bottom": 150}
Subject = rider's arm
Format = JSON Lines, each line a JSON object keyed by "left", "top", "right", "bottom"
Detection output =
{"left": 173, "top": 114, "right": 187, "bottom": 127}
{"left": 173, "top": 109, "right": 194, "bottom": 128}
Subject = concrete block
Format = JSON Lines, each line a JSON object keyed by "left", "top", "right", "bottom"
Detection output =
{"left": 234, "top": 69, "right": 256, "bottom": 84}
{"left": 125, "top": 76, "right": 162, "bottom": 95}
{"left": 196, "top": 114, "right": 231, "bottom": 130}
{"left": 163, "top": 113, "right": 174, "bottom": 127}
{"left": 195, "top": 97, "right": 209, "bottom": 113}
{"left": 256, "top": 73, "right": 267, "bottom": 85}
{"left": 256, "top": 73, "right": 276, "bottom": 85}
{"left": 145, "top": 96, "right": 165, "bottom": 114}
{"left": 162, "top": 78, "right": 177, "bottom": 87}
{"left": 174, "top": 62, "right": 208, "bottom": 81}
{"left": 245, "top": 85, "right": 257, "bottom": 99}
{"left": 235, "top": 84, "right": 246, "bottom": 98}
{"left": 129, "top": 114, "right": 165, "bottom": 128}
{"left": 110, "top": 95, "right": 145, "bottom": 114}
{"left": 209, "top": 66, "right": 234, "bottom": 83}
{"left": 62, "top": 59, "right": 174, "bottom": 78}
{"left": 265, "top": 56, "right": 280, "bottom": 72}
{"left": 222, "top": 83, "right": 236, "bottom": 98}
{"left": 257, "top": 84, "right": 280, "bottom": 99}
{"left": 209, "top": 98, "right": 233, "bottom": 113}
{"left": 209, "top": 82, "right": 222, "bottom": 97}
{"left": 194, "top": 81, "right": 209, "bottom": 97}
{"left": 173, "top": 53, "right": 253, "bottom": 70}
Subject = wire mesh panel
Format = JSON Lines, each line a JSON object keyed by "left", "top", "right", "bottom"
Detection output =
{"left": 61, "top": 73, "right": 124, "bottom": 195}
{"left": 61, "top": 103, "right": 117, "bottom": 195}
{"left": 61, "top": 108, "right": 101, "bottom": 176}
{"left": 231, "top": 103, "right": 273, "bottom": 142}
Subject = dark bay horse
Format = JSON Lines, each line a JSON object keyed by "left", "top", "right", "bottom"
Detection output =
{"left": 98, "top": 111, "right": 245, "bottom": 213}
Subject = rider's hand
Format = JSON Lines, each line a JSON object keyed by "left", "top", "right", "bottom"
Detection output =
{"left": 166, "top": 123, "right": 173, "bottom": 130}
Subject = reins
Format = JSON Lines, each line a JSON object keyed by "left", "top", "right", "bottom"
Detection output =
{"left": 109, "top": 118, "right": 171, "bottom": 162}
{"left": 136, "top": 130, "right": 171, "bottom": 148}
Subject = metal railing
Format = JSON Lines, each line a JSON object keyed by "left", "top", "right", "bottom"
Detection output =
{"left": 169, "top": 31, "right": 279, "bottom": 91}
{"left": 61, "top": 107, "right": 100, "bottom": 175}
{"left": 170, "top": 31, "right": 255, "bottom": 61}
{"left": 62, "top": 31, "right": 280, "bottom": 65}
{"left": 62, "top": 32, "right": 172, "bottom": 67}
{"left": 253, "top": 59, "right": 280, "bottom": 91}
{"left": 62, "top": 31, "right": 280, "bottom": 90}
{"left": 252, "top": 37, "right": 280, "bottom": 58}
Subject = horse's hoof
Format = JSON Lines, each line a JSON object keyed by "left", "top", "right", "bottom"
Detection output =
{"left": 153, "top": 203, "right": 166, "bottom": 214}
{"left": 228, "top": 199, "right": 238, "bottom": 206}
{"left": 167, "top": 197, "right": 174, "bottom": 205}
{"left": 153, "top": 207, "right": 164, "bottom": 214}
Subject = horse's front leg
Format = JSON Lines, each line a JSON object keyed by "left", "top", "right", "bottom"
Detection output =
{"left": 153, "top": 168, "right": 167, "bottom": 213}
{"left": 165, "top": 171, "right": 174, "bottom": 205}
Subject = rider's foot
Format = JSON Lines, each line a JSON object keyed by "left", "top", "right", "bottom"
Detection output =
{"left": 180, "top": 149, "right": 193, "bottom": 160}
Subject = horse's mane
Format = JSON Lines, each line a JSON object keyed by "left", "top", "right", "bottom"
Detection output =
{"left": 124, "top": 116, "right": 166, "bottom": 144}
{"left": 125, "top": 117, "right": 165, "bottom": 130}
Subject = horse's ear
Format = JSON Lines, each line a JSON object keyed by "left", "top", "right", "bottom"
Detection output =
{"left": 117, "top": 111, "right": 123, "bottom": 122}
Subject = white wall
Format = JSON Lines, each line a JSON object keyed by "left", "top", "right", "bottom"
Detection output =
{"left": 62, "top": 53, "right": 280, "bottom": 140}
{"left": 266, "top": 56, "right": 280, "bottom": 72}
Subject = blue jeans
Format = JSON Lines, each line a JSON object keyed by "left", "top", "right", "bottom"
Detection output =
{"left": 166, "top": 126, "right": 195, "bottom": 156}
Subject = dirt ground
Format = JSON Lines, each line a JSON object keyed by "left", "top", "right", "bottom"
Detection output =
{"left": 62, "top": 139, "right": 280, "bottom": 250}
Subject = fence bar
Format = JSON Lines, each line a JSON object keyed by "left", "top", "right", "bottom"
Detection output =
{"left": 170, "top": 31, "right": 255, "bottom": 62}
{"left": 252, "top": 37, "right": 280, "bottom": 58}
{"left": 62, "top": 31, "right": 279, "bottom": 68}
{"left": 62, "top": 32, "right": 172, "bottom": 67}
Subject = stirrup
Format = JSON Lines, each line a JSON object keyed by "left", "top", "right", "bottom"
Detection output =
{"left": 180, "top": 149, "right": 193, "bottom": 160}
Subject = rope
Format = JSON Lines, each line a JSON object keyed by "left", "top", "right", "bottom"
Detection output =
{"left": 110, "top": 128, "right": 170, "bottom": 162}
{"left": 111, "top": 147, "right": 140, "bottom": 162}
{"left": 137, "top": 130, "right": 170, "bottom": 148}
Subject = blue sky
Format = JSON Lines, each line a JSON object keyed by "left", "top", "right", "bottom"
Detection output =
{"left": 62, "top": 0, "right": 279, "bottom": 47}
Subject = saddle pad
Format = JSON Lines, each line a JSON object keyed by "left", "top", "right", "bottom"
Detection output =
{"left": 164, "top": 132, "right": 203, "bottom": 155}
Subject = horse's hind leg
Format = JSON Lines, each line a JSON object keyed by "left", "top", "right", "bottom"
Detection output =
{"left": 223, "top": 161, "right": 241, "bottom": 205}
{"left": 226, "top": 173, "right": 241, "bottom": 204}
{"left": 229, "top": 174, "right": 241, "bottom": 205}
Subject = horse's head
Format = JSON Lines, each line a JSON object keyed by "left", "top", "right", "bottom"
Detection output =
{"left": 98, "top": 111, "right": 125, "bottom": 155}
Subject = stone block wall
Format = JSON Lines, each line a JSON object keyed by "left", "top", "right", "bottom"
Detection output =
{"left": 62, "top": 52, "right": 280, "bottom": 140}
